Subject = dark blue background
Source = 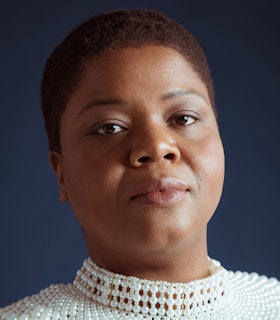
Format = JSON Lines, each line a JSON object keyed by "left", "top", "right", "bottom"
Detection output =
{"left": 1, "top": 1, "right": 279, "bottom": 307}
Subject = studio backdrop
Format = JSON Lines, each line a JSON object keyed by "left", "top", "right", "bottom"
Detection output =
{"left": 1, "top": 0, "right": 279, "bottom": 307}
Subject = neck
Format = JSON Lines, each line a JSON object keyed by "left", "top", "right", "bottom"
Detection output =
{"left": 85, "top": 227, "right": 209, "bottom": 283}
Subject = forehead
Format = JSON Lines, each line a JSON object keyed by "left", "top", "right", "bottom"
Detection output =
{"left": 73, "top": 45, "right": 210, "bottom": 103}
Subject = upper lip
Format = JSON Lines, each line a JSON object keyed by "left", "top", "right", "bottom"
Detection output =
{"left": 130, "top": 177, "right": 189, "bottom": 199}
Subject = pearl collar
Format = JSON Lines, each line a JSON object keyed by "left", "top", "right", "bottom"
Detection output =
{"left": 73, "top": 258, "right": 229, "bottom": 318}
{"left": 1, "top": 258, "right": 280, "bottom": 319}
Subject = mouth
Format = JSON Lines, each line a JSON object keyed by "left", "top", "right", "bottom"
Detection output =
{"left": 130, "top": 177, "right": 189, "bottom": 206}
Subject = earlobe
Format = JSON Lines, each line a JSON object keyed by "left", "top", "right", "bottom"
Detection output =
{"left": 49, "top": 152, "right": 69, "bottom": 202}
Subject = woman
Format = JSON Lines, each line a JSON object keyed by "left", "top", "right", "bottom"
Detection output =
{"left": 0, "top": 9, "right": 279, "bottom": 320}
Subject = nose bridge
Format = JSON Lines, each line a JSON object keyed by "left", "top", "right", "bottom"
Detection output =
{"left": 129, "top": 121, "right": 180, "bottom": 166}
{"left": 147, "top": 124, "right": 172, "bottom": 153}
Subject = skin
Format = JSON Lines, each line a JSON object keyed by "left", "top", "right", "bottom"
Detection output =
{"left": 50, "top": 45, "right": 225, "bottom": 283}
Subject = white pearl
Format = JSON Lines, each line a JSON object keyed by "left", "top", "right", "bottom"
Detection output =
{"left": 1, "top": 257, "right": 280, "bottom": 320}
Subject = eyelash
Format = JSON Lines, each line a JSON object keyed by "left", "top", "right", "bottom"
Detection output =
{"left": 91, "top": 123, "right": 127, "bottom": 135}
{"left": 91, "top": 113, "right": 197, "bottom": 136}
{"left": 171, "top": 114, "right": 196, "bottom": 127}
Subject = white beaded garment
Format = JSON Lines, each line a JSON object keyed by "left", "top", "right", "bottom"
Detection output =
{"left": 0, "top": 258, "right": 279, "bottom": 319}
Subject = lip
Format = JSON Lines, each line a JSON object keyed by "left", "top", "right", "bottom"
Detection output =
{"left": 130, "top": 177, "right": 189, "bottom": 206}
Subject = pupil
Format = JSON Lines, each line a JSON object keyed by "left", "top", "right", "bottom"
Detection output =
{"left": 177, "top": 115, "right": 188, "bottom": 124}
{"left": 104, "top": 125, "right": 116, "bottom": 133}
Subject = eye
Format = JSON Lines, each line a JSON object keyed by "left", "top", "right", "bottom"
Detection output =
{"left": 92, "top": 123, "right": 126, "bottom": 135}
{"left": 172, "top": 114, "right": 196, "bottom": 126}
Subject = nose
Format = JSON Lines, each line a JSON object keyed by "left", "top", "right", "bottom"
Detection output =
{"left": 129, "top": 126, "right": 181, "bottom": 167}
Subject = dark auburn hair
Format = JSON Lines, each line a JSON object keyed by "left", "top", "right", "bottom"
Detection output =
{"left": 41, "top": 9, "right": 215, "bottom": 152}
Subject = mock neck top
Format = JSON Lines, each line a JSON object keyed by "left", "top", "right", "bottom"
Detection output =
{"left": 1, "top": 258, "right": 280, "bottom": 319}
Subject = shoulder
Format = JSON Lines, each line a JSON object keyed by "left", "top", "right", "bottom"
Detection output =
{"left": 225, "top": 269, "right": 280, "bottom": 317}
{"left": 228, "top": 269, "right": 280, "bottom": 296}
{"left": 0, "top": 283, "right": 85, "bottom": 320}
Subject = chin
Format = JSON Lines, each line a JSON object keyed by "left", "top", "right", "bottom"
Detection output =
{"left": 127, "top": 218, "right": 202, "bottom": 253}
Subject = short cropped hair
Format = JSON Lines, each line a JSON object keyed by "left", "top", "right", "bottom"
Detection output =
{"left": 41, "top": 9, "right": 215, "bottom": 152}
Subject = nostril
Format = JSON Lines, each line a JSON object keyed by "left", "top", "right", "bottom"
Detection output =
{"left": 164, "top": 153, "right": 175, "bottom": 160}
{"left": 138, "top": 156, "right": 150, "bottom": 163}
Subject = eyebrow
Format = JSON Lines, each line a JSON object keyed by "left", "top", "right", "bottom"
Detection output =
{"left": 77, "top": 98, "right": 127, "bottom": 118}
{"left": 161, "top": 89, "right": 207, "bottom": 102}
{"left": 77, "top": 89, "right": 206, "bottom": 118}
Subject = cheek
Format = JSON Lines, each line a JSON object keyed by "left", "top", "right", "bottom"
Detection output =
{"left": 62, "top": 148, "right": 125, "bottom": 211}
{"left": 191, "top": 134, "right": 225, "bottom": 196}
{"left": 62, "top": 155, "right": 123, "bottom": 230}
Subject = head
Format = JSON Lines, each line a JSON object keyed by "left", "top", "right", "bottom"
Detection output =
{"left": 42, "top": 10, "right": 224, "bottom": 277}
{"left": 41, "top": 9, "right": 216, "bottom": 153}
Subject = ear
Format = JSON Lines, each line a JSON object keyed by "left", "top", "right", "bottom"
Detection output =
{"left": 49, "top": 152, "right": 69, "bottom": 202}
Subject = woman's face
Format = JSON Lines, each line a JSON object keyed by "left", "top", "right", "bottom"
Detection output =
{"left": 51, "top": 45, "right": 224, "bottom": 266}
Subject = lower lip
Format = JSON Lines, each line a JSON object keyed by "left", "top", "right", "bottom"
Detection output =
{"left": 130, "top": 189, "right": 188, "bottom": 206}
